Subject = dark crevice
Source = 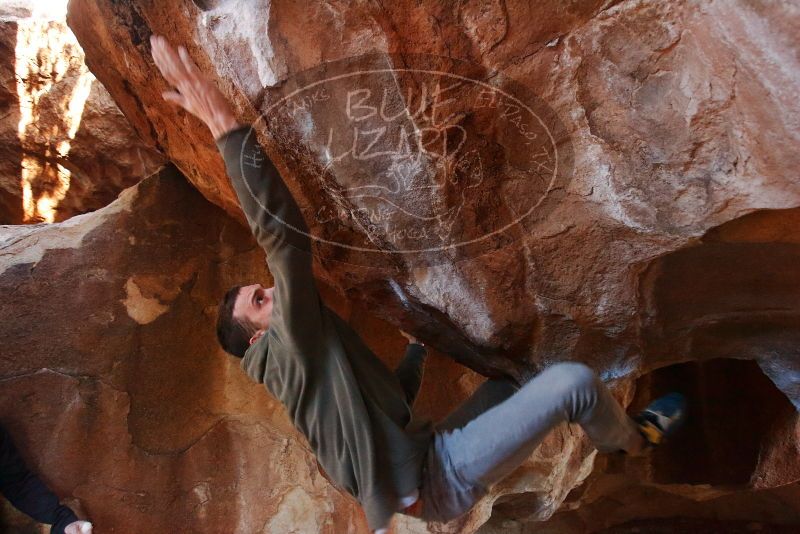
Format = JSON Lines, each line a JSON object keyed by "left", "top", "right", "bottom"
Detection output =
{"left": 630, "top": 358, "right": 796, "bottom": 486}
{"left": 192, "top": 0, "right": 223, "bottom": 11}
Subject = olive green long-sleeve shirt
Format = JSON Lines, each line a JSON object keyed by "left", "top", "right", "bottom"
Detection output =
{"left": 216, "top": 125, "right": 432, "bottom": 530}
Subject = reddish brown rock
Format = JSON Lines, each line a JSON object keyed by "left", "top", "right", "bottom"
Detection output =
{"left": 0, "top": 168, "right": 374, "bottom": 532}
{"left": 0, "top": 162, "right": 494, "bottom": 533}
{"left": 64, "top": 0, "right": 800, "bottom": 382}
{"left": 10, "top": 0, "right": 791, "bottom": 531}
{"left": 0, "top": 1, "right": 164, "bottom": 224}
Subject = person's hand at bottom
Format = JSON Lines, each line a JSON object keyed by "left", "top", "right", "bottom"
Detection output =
{"left": 64, "top": 520, "right": 93, "bottom": 534}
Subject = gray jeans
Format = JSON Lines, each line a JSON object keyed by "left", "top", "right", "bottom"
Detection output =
{"left": 419, "top": 362, "right": 641, "bottom": 522}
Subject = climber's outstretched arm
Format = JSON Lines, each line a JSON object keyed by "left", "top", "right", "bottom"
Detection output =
{"left": 150, "top": 35, "right": 311, "bottom": 253}
{"left": 150, "top": 35, "right": 325, "bottom": 353}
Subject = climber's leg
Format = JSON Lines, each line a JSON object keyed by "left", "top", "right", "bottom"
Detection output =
{"left": 421, "top": 362, "right": 642, "bottom": 522}
{"left": 437, "top": 377, "right": 519, "bottom": 432}
{"left": 451, "top": 362, "right": 643, "bottom": 482}
{"left": 419, "top": 377, "right": 519, "bottom": 522}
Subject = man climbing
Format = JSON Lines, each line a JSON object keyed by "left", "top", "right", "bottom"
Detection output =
{"left": 0, "top": 425, "right": 92, "bottom": 534}
{"left": 150, "top": 35, "right": 685, "bottom": 533}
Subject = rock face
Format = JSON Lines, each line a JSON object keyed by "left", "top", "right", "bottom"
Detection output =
{"left": 0, "top": 168, "right": 375, "bottom": 533}
{"left": 0, "top": 164, "right": 500, "bottom": 533}
{"left": 0, "top": 0, "right": 789, "bottom": 531}
{"left": 65, "top": 0, "right": 800, "bottom": 384}
{"left": 0, "top": 1, "right": 164, "bottom": 224}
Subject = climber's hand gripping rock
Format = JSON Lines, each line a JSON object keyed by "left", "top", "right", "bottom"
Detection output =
{"left": 149, "top": 34, "right": 240, "bottom": 140}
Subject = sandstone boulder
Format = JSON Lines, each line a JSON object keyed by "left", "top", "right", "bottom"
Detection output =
{"left": 0, "top": 167, "right": 374, "bottom": 532}
{"left": 2, "top": 0, "right": 787, "bottom": 531}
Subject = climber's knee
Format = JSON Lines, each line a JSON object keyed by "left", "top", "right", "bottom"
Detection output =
{"left": 541, "top": 361, "right": 598, "bottom": 398}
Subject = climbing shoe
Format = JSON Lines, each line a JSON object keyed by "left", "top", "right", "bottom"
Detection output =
{"left": 634, "top": 392, "right": 686, "bottom": 446}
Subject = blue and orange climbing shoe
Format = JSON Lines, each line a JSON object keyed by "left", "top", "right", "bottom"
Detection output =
{"left": 634, "top": 392, "right": 687, "bottom": 446}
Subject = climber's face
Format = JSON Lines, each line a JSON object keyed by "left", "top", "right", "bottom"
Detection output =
{"left": 233, "top": 283, "right": 274, "bottom": 345}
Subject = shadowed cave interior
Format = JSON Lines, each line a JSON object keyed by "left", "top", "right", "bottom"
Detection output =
{"left": 483, "top": 358, "right": 798, "bottom": 533}
{"left": 631, "top": 358, "right": 795, "bottom": 487}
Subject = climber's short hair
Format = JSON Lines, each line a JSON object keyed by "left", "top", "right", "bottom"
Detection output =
{"left": 216, "top": 285, "right": 252, "bottom": 358}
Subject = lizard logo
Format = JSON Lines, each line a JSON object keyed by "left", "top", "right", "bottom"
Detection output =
{"left": 252, "top": 53, "right": 573, "bottom": 267}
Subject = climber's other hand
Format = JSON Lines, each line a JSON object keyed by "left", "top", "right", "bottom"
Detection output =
{"left": 400, "top": 330, "right": 421, "bottom": 345}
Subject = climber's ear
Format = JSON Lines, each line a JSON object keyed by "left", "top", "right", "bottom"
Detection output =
{"left": 249, "top": 329, "right": 266, "bottom": 345}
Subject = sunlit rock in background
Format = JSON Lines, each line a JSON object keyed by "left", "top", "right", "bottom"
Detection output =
{"left": 0, "top": 0, "right": 164, "bottom": 224}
